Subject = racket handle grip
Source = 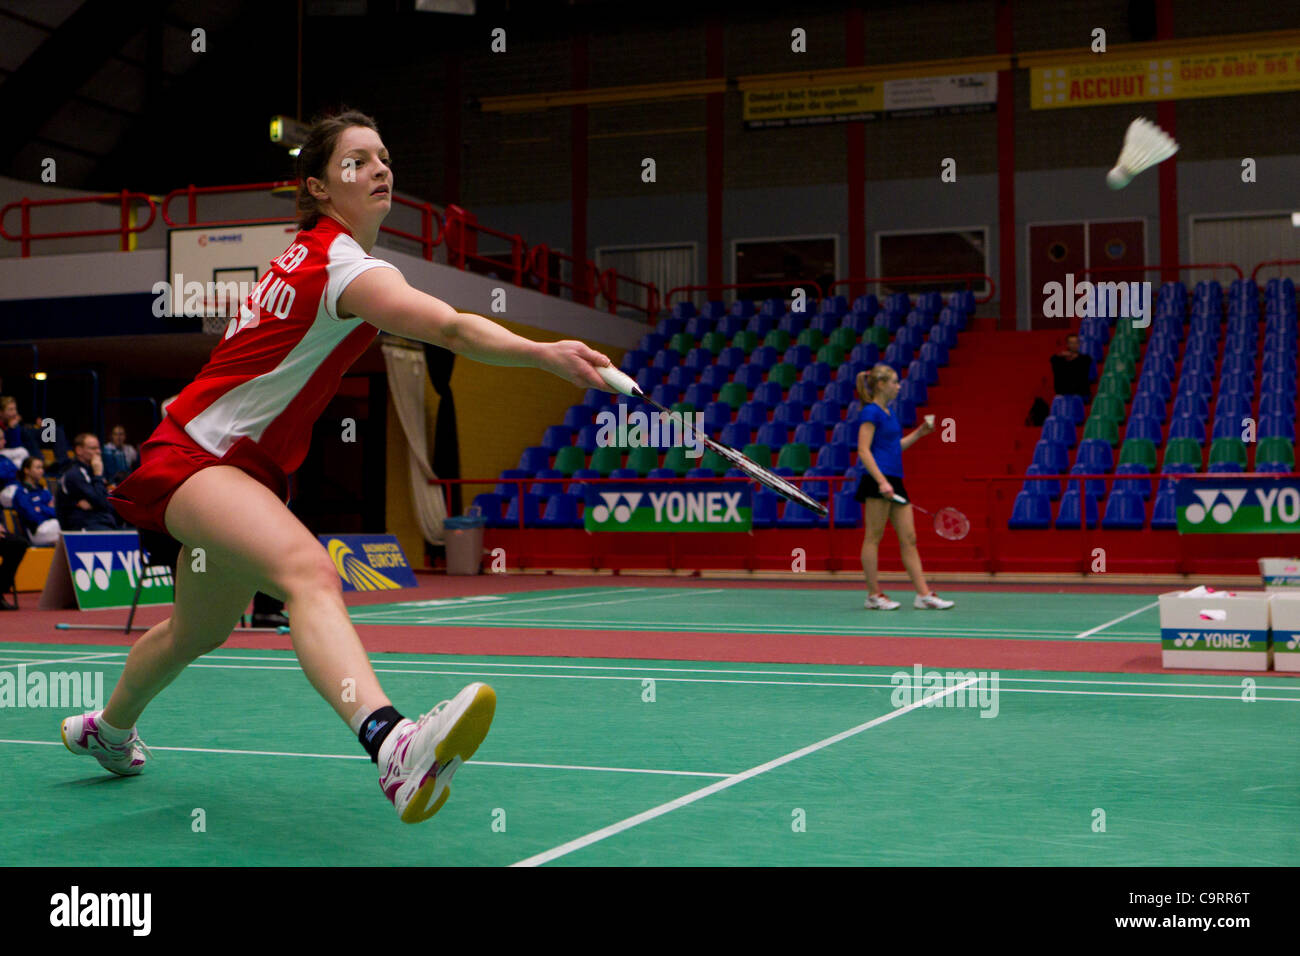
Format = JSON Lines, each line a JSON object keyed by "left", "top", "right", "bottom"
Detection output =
{"left": 890, "top": 494, "right": 909, "bottom": 504}
{"left": 598, "top": 364, "right": 641, "bottom": 397}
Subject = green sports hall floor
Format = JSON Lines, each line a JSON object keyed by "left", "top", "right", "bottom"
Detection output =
{"left": 1, "top": 585, "right": 1297, "bottom": 866}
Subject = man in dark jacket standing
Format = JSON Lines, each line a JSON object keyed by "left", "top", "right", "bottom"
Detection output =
{"left": 59, "top": 433, "right": 123, "bottom": 531}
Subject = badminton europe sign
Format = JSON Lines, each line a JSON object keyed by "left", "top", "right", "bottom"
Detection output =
{"left": 1031, "top": 44, "right": 1300, "bottom": 109}
{"left": 743, "top": 73, "right": 995, "bottom": 128}
{"left": 584, "top": 484, "right": 752, "bottom": 532}
{"left": 1175, "top": 477, "right": 1300, "bottom": 534}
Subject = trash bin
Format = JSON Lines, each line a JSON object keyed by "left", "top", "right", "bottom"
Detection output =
{"left": 444, "top": 508, "right": 487, "bottom": 576}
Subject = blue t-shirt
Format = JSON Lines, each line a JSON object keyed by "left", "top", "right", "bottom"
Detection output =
{"left": 858, "top": 403, "right": 904, "bottom": 478}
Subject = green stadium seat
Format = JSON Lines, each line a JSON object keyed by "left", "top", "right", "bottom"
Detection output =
{"left": 865, "top": 326, "right": 891, "bottom": 349}
{"left": 767, "top": 363, "right": 798, "bottom": 389}
{"left": 1118, "top": 438, "right": 1157, "bottom": 471}
{"left": 1096, "top": 376, "right": 1131, "bottom": 402}
{"left": 1162, "top": 437, "right": 1203, "bottom": 471}
{"left": 741, "top": 443, "right": 773, "bottom": 469}
{"left": 1082, "top": 416, "right": 1119, "bottom": 446}
{"left": 662, "top": 445, "right": 692, "bottom": 476}
{"left": 829, "top": 327, "right": 858, "bottom": 352}
{"left": 763, "top": 329, "right": 791, "bottom": 351}
{"left": 796, "top": 328, "right": 824, "bottom": 350}
{"left": 718, "top": 381, "right": 749, "bottom": 410}
{"left": 553, "top": 445, "right": 587, "bottom": 476}
{"left": 816, "top": 343, "right": 846, "bottom": 366}
{"left": 731, "top": 330, "right": 758, "bottom": 354}
{"left": 670, "top": 401, "right": 696, "bottom": 416}
{"left": 776, "top": 442, "right": 811, "bottom": 474}
{"left": 589, "top": 445, "right": 624, "bottom": 476}
{"left": 625, "top": 445, "right": 661, "bottom": 476}
{"left": 701, "top": 331, "right": 728, "bottom": 354}
{"left": 669, "top": 332, "right": 694, "bottom": 355}
{"left": 1256, "top": 437, "right": 1295, "bottom": 469}
{"left": 1208, "top": 438, "right": 1247, "bottom": 469}
{"left": 701, "top": 447, "right": 731, "bottom": 474}
{"left": 1091, "top": 394, "right": 1126, "bottom": 422}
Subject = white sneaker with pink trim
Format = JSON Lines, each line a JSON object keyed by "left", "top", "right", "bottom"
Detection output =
{"left": 914, "top": 593, "right": 955, "bottom": 609}
{"left": 378, "top": 683, "right": 496, "bottom": 824}
{"left": 865, "top": 593, "right": 901, "bottom": 610}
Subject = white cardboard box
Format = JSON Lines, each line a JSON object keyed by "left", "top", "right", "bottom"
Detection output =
{"left": 1260, "top": 558, "right": 1300, "bottom": 593}
{"left": 1158, "top": 589, "right": 1272, "bottom": 671}
{"left": 1271, "top": 593, "right": 1300, "bottom": 674}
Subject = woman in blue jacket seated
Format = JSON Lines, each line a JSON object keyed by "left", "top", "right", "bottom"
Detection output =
{"left": 13, "top": 456, "right": 60, "bottom": 545}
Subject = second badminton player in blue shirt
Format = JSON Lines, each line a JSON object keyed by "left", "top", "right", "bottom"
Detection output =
{"left": 853, "top": 364, "right": 954, "bottom": 611}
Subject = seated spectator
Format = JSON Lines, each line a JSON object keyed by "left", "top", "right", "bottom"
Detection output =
{"left": 1050, "top": 334, "right": 1092, "bottom": 399}
{"left": 0, "top": 519, "right": 27, "bottom": 609}
{"left": 103, "top": 424, "right": 139, "bottom": 481}
{"left": 0, "top": 429, "right": 20, "bottom": 495}
{"left": 13, "top": 457, "right": 60, "bottom": 545}
{"left": 0, "top": 395, "right": 34, "bottom": 456}
{"left": 59, "top": 433, "right": 124, "bottom": 531}
{"left": 1, "top": 395, "right": 71, "bottom": 471}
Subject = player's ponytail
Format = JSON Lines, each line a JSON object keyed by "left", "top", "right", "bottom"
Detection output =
{"left": 295, "top": 109, "right": 381, "bottom": 230}
{"left": 856, "top": 364, "right": 895, "bottom": 403}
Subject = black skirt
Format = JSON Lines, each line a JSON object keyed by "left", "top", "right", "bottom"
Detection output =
{"left": 855, "top": 473, "right": 908, "bottom": 503}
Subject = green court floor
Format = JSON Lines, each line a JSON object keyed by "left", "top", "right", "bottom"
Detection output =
{"left": 2, "top": 642, "right": 1297, "bottom": 866}
{"left": 346, "top": 587, "right": 1163, "bottom": 641}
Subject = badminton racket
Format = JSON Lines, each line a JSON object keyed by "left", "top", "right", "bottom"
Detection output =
{"left": 598, "top": 365, "right": 828, "bottom": 516}
{"left": 890, "top": 494, "right": 970, "bottom": 541}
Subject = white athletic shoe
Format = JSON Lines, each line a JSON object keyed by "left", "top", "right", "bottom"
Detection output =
{"left": 914, "top": 593, "right": 955, "bottom": 610}
{"left": 378, "top": 682, "right": 497, "bottom": 824}
{"left": 61, "top": 711, "right": 153, "bottom": 776}
{"left": 865, "top": 593, "right": 901, "bottom": 610}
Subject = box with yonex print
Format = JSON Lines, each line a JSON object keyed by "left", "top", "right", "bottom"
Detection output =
{"left": 1259, "top": 557, "right": 1300, "bottom": 593}
{"left": 1270, "top": 593, "right": 1300, "bottom": 674}
{"left": 1158, "top": 588, "right": 1271, "bottom": 671}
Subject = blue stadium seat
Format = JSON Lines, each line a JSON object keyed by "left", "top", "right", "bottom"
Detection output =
{"left": 1051, "top": 394, "right": 1086, "bottom": 425}
{"left": 895, "top": 325, "right": 923, "bottom": 352}
{"left": 1211, "top": 416, "right": 1243, "bottom": 442}
{"left": 1102, "top": 491, "right": 1147, "bottom": 529}
{"left": 783, "top": 344, "right": 813, "bottom": 367}
{"left": 639, "top": 333, "right": 667, "bottom": 354}
{"left": 736, "top": 401, "right": 770, "bottom": 430}
{"left": 746, "top": 314, "right": 776, "bottom": 337}
{"left": 656, "top": 316, "right": 686, "bottom": 338}
{"left": 788, "top": 381, "right": 820, "bottom": 406}
{"left": 1123, "top": 415, "right": 1162, "bottom": 444}
{"left": 717, "top": 346, "right": 747, "bottom": 372}
{"left": 831, "top": 491, "right": 862, "bottom": 527}
{"left": 685, "top": 383, "right": 716, "bottom": 409}
{"left": 575, "top": 425, "right": 601, "bottom": 453}
{"left": 778, "top": 312, "right": 809, "bottom": 337}
{"left": 889, "top": 396, "right": 917, "bottom": 428}
{"left": 750, "top": 345, "right": 779, "bottom": 371}
{"left": 719, "top": 423, "right": 751, "bottom": 448}
{"left": 816, "top": 443, "right": 850, "bottom": 472}
{"left": 809, "top": 400, "right": 842, "bottom": 428}
{"left": 850, "top": 342, "right": 880, "bottom": 366}
{"left": 794, "top": 422, "right": 826, "bottom": 449}
{"left": 919, "top": 340, "right": 949, "bottom": 368}
{"left": 801, "top": 466, "right": 834, "bottom": 500}
{"left": 772, "top": 401, "right": 806, "bottom": 429}
{"left": 687, "top": 314, "right": 718, "bottom": 336}
{"left": 635, "top": 367, "right": 664, "bottom": 393}
{"left": 718, "top": 313, "right": 747, "bottom": 335}
{"left": 1055, "top": 488, "right": 1099, "bottom": 528}
{"left": 907, "top": 357, "right": 938, "bottom": 386}
{"left": 537, "top": 493, "right": 582, "bottom": 528}
{"left": 1129, "top": 394, "right": 1166, "bottom": 424}
{"left": 1214, "top": 393, "right": 1252, "bottom": 422}
{"left": 733, "top": 364, "right": 765, "bottom": 391}
{"left": 650, "top": 349, "right": 681, "bottom": 372}
{"left": 1042, "top": 416, "right": 1077, "bottom": 448}
{"left": 1074, "top": 438, "right": 1114, "bottom": 472}
{"left": 759, "top": 298, "right": 786, "bottom": 317}
{"left": 518, "top": 446, "right": 551, "bottom": 472}
{"left": 830, "top": 421, "right": 858, "bottom": 447}
{"left": 1168, "top": 415, "right": 1206, "bottom": 444}
{"left": 646, "top": 468, "right": 676, "bottom": 480}
{"left": 751, "top": 490, "right": 779, "bottom": 529}
{"left": 699, "top": 365, "right": 730, "bottom": 392}
{"left": 1069, "top": 461, "right": 1107, "bottom": 499}
{"left": 756, "top": 422, "right": 789, "bottom": 448}
{"left": 1262, "top": 371, "right": 1299, "bottom": 399}
{"left": 777, "top": 499, "right": 817, "bottom": 528}
{"left": 650, "top": 384, "right": 681, "bottom": 408}
{"left": 801, "top": 361, "right": 832, "bottom": 388}
{"left": 702, "top": 401, "right": 732, "bottom": 433}
{"left": 608, "top": 468, "right": 638, "bottom": 480}
{"left": 825, "top": 379, "right": 856, "bottom": 406}
{"left": 683, "top": 347, "right": 713, "bottom": 374}
{"left": 495, "top": 469, "right": 530, "bottom": 498}
{"left": 811, "top": 314, "right": 839, "bottom": 337}
{"left": 1009, "top": 492, "right": 1052, "bottom": 529}
{"left": 471, "top": 493, "right": 506, "bottom": 528}
{"left": 563, "top": 405, "right": 594, "bottom": 430}
{"left": 1022, "top": 463, "right": 1062, "bottom": 500}
{"left": 851, "top": 294, "right": 880, "bottom": 317}
{"left": 754, "top": 381, "right": 784, "bottom": 406}
{"left": 530, "top": 469, "right": 565, "bottom": 498}
{"left": 1172, "top": 392, "right": 1209, "bottom": 421}
{"left": 620, "top": 349, "right": 650, "bottom": 375}
{"left": 1114, "top": 462, "right": 1153, "bottom": 499}
{"left": 1259, "top": 415, "right": 1296, "bottom": 441}
{"left": 1260, "top": 392, "right": 1296, "bottom": 417}
{"left": 665, "top": 365, "right": 694, "bottom": 391}
{"left": 898, "top": 377, "right": 927, "bottom": 407}
{"left": 685, "top": 467, "right": 715, "bottom": 479}
{"left": 504, "top": 492, "right": 542, "bottom": 527}
{"left": 1150, "top": 487, "right": 1178, "bottom": 529}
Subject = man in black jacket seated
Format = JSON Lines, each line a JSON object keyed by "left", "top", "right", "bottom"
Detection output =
{"left": 59, "top": 433, "right": 124, "bottom": 531}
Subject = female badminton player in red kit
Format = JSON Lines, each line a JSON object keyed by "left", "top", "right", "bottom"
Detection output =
{"left": 62, "top": 111, "right": 614, "bottom": 824}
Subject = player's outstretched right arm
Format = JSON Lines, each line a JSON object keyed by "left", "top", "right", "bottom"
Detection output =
{"left": 338, "top": 267, "right": 613, "bottom": 391}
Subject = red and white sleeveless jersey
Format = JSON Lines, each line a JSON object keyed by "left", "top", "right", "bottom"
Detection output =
{"left": 164, "top": 215, "right": 397, "bottom": 475}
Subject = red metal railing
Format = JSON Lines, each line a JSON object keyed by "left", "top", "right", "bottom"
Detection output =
{"left": 600, "top": 268, "right": 661, "bottom": 318}
{"left": 1080, "top": 262, "right": 1244, "bottom": 281}
{"left": 1250, "top": 259, "right": 1300, "bottom": 282}
{"left": 0, "top": 190, "right": 157, "bottom": 257}
{"left": 522, "top": 243, "right": 600, "bottom": 307}
{"left": 667, "top": 281, "right": 825, "bottom": 311}
{"left": 442, "top": 204, "right": 525, "bottom": 284}
{"left": 162, "top": 181, "right": 444, "bottom": 259}
{"left": 829, "top": 273, "right": 996, "bottom": 304}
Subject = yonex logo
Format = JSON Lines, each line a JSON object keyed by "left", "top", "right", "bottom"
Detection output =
{"left": 1171, "top": 631, "right": 1252, "bottom": 648}
{"left": 1183, "top": 488, "right": 1248, "bottom": 524}
{"left": 1172, "top": 631, "right": 1197, "bottom": 648}
{"left": 1284, "top": 633, "right": 1300, "bottom": 651}
{"left": 590, "top": 492, "right": 643, "bottom": 523}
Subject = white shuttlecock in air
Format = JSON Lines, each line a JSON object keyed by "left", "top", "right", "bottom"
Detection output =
{"left": 1107, "top": 117, "right": 1179, "bottom": 189}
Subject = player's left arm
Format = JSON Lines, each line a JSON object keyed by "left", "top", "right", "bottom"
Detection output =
{"left": 339, "top": 267, "right": 613, "bottom": 390}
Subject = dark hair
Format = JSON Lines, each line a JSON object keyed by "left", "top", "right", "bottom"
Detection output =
{"left": 295, "top": 109, "right": 381, "bottom": 230}
{"left": 21, "top": 456, "right": 41, "bottom": 477}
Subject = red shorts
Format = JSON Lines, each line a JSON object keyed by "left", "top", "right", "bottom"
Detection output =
{"left": 109, "top": 416, "right": 289, "bottom": 535}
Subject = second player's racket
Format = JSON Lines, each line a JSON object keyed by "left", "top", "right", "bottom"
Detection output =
{"left": 890, "top": 494, "right": 970, "bottom": 540}
{"left": 598, "top": 365, "right": 828, "bottom": 516}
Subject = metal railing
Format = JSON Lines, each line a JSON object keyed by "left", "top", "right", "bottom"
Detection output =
{"left": 829, "top": 273, "right": 996, "bottom": 304}
{"left": 667, "top": 281, "right": 825, "bottom": 312}
{"left": 1080, "top": 262, "right": 1244, "bottom": 281}
{"left": 0, "top": 190, "right": 157, "bottom": 257}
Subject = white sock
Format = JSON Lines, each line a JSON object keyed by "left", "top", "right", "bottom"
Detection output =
{"left": 96, "top": 714, "right": 133, "bottom": 744}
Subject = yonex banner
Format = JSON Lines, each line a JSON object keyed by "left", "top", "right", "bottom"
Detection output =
{"left": 318, "top": 534, "right": 418, "bottom": 591}
{"left": 1175, "top": 477, "right": 1300, "bottom": 533}
{"left": 59, "top": 531, "right": 174, "bottom": 610}
{"left": 584, "top": 483, "right": 752, "bottom": 532}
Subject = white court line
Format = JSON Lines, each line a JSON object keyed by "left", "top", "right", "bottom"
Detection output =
{"left": 349, "top": 589, "right": 724, "bottom": 625}
{"left": 1073, "top": 601, "right": 1160, "bottom": 639}
{"left": 511, "top": 678, "right": 980, "bottom": 866}
{"left": 0, "top": 738, "right": 728, "bottom": 777}
{"left": 0, "top": 653, "right": 122, "bottom": 670}
{"left": 368, "top": 587, "right": 645, "bottom": 613}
